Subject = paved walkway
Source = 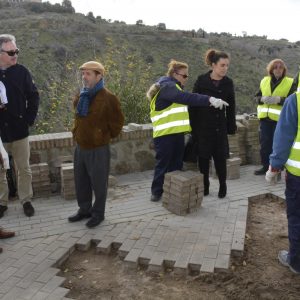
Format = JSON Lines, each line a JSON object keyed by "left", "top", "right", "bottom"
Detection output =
{"left": 0, "top": 165, "right": 285, "bottom": 300}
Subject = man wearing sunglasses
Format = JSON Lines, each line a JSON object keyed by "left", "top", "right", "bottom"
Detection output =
{"left": 0, "top": 34, "right": 39, "bottom": 218}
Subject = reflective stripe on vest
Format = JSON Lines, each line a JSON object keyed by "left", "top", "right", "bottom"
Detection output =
{"left": 257, "top": 76, "right": 293, "bottom": 121}
{"left": 285, "top": 92, "right": 300, "bottom": 176}
{"left": 150, "top": 84, "right": 191, "bottom": 138}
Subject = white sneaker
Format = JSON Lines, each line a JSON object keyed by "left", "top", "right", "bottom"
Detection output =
{"left": 278, "top": 250, "right": 300, "bottom": 274}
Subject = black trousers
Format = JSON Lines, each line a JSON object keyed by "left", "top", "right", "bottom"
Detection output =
{"left": 74, "top": 144, "right": 110, "bottom": 218}
{"left": 198, "top": 155, "right": 227, "bottom": 187}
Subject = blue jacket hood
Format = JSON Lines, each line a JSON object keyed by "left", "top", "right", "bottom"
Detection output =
{"left": 157, "top": 76, "right": 181, "bottom": 87}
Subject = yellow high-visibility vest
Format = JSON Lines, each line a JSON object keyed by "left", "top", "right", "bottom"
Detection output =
{"left": 150, "top": 84, "right": 191, "bottom": 138}
{"left": 297, "top": 73, "right": 300, "bottom": 93}
{"left": 257, "top": 76, "right": 293, "bottom": 121}
{"left": 285, "top": 92, "right": 300, "bottom": 176}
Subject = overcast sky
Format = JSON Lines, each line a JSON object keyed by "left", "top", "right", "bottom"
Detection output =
{"left": 48, "top": 0, "right": 299, "bottom": 42}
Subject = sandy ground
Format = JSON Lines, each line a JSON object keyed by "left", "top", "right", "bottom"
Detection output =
{"left": 61, "top": 197, "right": 300, "bottom": 300}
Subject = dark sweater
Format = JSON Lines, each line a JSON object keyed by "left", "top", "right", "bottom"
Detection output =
{"left": 0, "top": 64, "right": 39, "bottom": 142}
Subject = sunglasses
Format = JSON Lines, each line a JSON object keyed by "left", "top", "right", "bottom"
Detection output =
{"left": 175, "top": 72, "right": 189, "bottom": 79}
{"left": 0, "top": 48, "right": 19, "bottom": 56}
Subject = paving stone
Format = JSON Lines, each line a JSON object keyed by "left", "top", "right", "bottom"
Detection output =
{"left": 174, "top": 243, "right": 194, "bottom": 275}
{"left": 76, "top": 234, "right": 93, "bottom": 251}
{"left": 36, "top": 267, "right": 60, "bottom": 283}
{"left": 148, "top": 251, "right": 165, "bottom": 272}
{"left": 16, "top": 271, "right": 40, "bottom": 289}
{"left": 139, "top": 245, "right": 156, "bottom": 265}
{"left": 200, "top": 258, "right": 216, "bottom": 273}
{"left": 96, "top": 236, "right": 115, "bottom": 254}
{"left": 20, "top": 282, "right": 45, "bottom": 300}
{"left": 40, "top": 275, "right": 66, "bottom": 293}
{"left": 45, "top": 287, "right": 70, "bottom": 299}
{"left": 215, "top": 254, "right": 230, "bottom": 271}
{"left": 15, "top": 262, "right": 37, "bottom": 278}
{"left": 164, "top": 247, "right": 181, "bottom": 268}
{"left": 0, "top": 165, "right": 287, "bottom": 299}
{"left": 0, "top": 266, "right": 18, "bottom": 283}
{"left": 118, "top": 239, "right": 136, "bottom": 258}
{"left": 124, "top": 248, "right": 143, "bottom": 269}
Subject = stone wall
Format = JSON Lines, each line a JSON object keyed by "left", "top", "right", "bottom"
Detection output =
{"left": 27, "top": 115, "right": 260, "bottom": 195}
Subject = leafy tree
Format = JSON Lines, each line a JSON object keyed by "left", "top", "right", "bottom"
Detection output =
{"left": 100, "top": 38, "right": 151, "bottom": 124}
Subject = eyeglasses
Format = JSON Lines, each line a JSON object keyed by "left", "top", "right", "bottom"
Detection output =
{"left": 175, "top": 72, "right": 189, "bottom": 79}
{"left": 0, "top": 48, "right": 19, "bottom": 56}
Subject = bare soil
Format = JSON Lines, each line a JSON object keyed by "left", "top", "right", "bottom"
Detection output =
{"left": 60, "top": 197, "right": 300, "bottom": 299}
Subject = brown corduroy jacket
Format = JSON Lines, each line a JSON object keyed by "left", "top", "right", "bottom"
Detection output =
{"left": 72, "top": 88, "right": 124, "bottom": 149}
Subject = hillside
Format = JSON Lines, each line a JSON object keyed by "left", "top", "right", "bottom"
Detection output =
{"left": 0, "top": 4, "right": 299, "bottom": 133}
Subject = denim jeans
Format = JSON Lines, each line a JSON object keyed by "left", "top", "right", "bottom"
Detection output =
{"left": 151, "top": 133, "right": 185, "bottom": 197}
{"left": 259, "top": 119, "right": 277, "bottom": 169}
{"left": 285, "top": 171, "right": 300, "bottom": 272}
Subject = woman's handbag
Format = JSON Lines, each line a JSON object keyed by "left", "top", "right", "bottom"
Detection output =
{"left": 183, "top": 134, "right": 198, "bottom": 163}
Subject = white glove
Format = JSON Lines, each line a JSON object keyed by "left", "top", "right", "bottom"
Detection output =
{"left": 0, "top": 138, "right": 9, "bottom": 169}
{"left": 265, "top": 166, "right": 280, "bottom": 184}
{"left": 261, "top": 96, "right": 281, "bottom": 104}
{"left": 209, "top": 97, "right": 229, "bottom": 110}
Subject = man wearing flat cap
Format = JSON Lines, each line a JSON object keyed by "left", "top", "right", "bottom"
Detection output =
{"left": 68, "top": 61, "right": 124, "bottom": 228}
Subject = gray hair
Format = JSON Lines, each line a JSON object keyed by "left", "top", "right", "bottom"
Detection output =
{"left": 0, "top": 34, "right": 16, "bottom": 49}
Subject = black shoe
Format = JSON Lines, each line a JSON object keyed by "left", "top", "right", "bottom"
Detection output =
{"left": 218, "top": 183, "right": 227, "bottom": 198}
{"left": 86, "top": 216, "right": 104, "bottom": 228}
{"left": 150, "top": 194, "right": 161, "bottom": 202}
{"left": 68, "top": 211, "right": 91, "bottom": 222}
{"left": 23, "top": 201, "right": 35, "bottom": 217}
{"left": 254, "top": 167, "right": 268, "bottom": 175}
{"left": 0, "top": 205, "right": 8, "bottom": 218}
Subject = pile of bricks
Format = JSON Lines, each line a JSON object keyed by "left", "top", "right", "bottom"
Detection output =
{"left": 245, "top": 117, "right": 260, "bottom": 165}
{"left": 61, "top": 163, "right": 75, "bottom": 200}
{"left": 227, "top": 157, "right": 242, "bottom": 179}
{"left": 228, "top": 134, "right": 239, "bottom": 158}
{"left": 236, "top": 120, "right": 247, "bottom": 165}
{"left": 211, "top": 156, "right": 242, "bottom": 180}
{"left": 162, "top": 170, "right": 204, "bottom": 216}
{"left": 31, "top": 163, "right": 51, "bottom": 197}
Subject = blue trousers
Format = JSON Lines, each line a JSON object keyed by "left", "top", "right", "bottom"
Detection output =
{"left": 151, "top": 133, "right": 185, "bottom": 197}
{"left": 259, "top": 119, "right": 277, "bottom": 168}
{"left": 286, "top": 171, "right": 300, "bottom": 272}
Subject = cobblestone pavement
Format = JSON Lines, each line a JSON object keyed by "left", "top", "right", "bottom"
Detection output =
{"left": 0, "top": 165, "right": 285, "bottom": 299}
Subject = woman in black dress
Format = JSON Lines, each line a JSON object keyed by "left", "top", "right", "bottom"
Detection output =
{"left": 189, "top": 49, "right": 236, "bottom": 198}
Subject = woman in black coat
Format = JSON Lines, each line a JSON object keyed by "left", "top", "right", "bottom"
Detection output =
{"left": 189, "top": 49, "right": 236, "bottom": 198}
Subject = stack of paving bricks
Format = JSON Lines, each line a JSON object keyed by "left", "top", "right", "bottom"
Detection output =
{"left": 228, "top": 134, "right": 239, "bottom": 158}
{"left": 227, "top": 157, "right": 242, "bottom": 179}
{"left": 162, "top": 170, "right": 204, "bottom": 215}
{"left": 244, "top": 117, "right": 260, "bottom": 164}
{"left": 60, "top": 162, "right": 75, "bottom": 200}
{"left": 31, "top": 162, "right": 51, "bottom": 197}
{"left": 236, "top": 120, "right": 247, "bottom": 165}
{"left": 211, "top": 156, "right": 241, "bottom": 180}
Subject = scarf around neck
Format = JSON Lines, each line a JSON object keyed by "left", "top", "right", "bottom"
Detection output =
{"left": 77, "top": 79, "right": 104, "bottom": 117}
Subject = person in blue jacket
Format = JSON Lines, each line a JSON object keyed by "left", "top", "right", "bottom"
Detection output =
{"left": 266, "top": 91, "right": 300, "bottom": 274}
{"left": 147, "top": 59, "right": 228, "bottom": 202}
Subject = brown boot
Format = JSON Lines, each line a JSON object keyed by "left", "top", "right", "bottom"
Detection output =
{"left": 0, "top": 228, "right": 15, "bottom": 239}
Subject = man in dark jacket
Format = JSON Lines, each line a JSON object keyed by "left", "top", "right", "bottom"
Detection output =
{"left": 0, "top": 34, "right": 39, "bottom": 218}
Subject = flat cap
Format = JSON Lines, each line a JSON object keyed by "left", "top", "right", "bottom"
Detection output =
{"left": 79, "top": 61, "right": 105, "bottom": 75}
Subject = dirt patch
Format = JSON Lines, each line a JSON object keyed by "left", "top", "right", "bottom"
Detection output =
{"left": 60, "top": 197, "right": 300, "bottom": 299}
